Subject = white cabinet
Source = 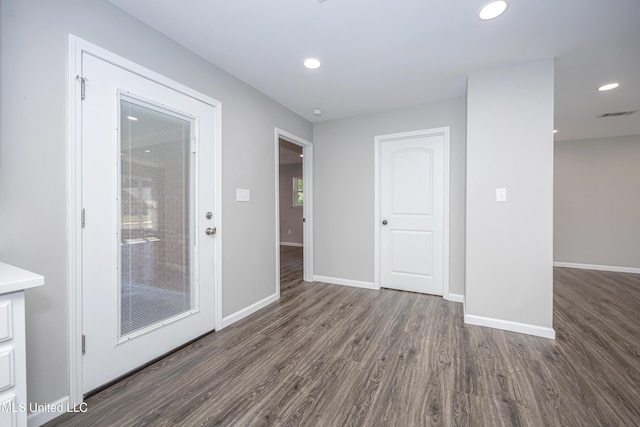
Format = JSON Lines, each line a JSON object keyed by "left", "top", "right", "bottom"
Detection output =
{"left": 0, "top": 264, "right": 44, "bottom": 427}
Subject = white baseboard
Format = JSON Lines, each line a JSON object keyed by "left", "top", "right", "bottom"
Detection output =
{"left": 464, "top": 313, "right": 555, "bottom": 339}
{"left": 553, "top": 262, "right": 640, "bottom": 274}
{"left": 313, "top": 275, "right": 378, "bottom": 290}
{"left": 446, "top": 293, "right": 464, "bottom": 303}
{"left": 28, "top": 395, "right": 73, "bottom": 427}
{"left": 280, "top": 242, "right": 303, "bottom": 247}
{"left": 221, "top": 293, "right": 279, "bottom": 328}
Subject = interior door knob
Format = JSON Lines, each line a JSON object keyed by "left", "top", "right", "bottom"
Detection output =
{"left": 382, "top": 220, "right": 388, "bottom": 225}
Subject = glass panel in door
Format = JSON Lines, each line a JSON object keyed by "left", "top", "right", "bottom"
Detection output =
{"left": 119, "top": 97, "right": 194, "bottom": 337}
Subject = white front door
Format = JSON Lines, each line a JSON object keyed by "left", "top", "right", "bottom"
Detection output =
{"left": 379, "top": 130, "right": 445, "bottom": 295}
{"left": 81, "top": 53, "right": 217, "bottom": 393}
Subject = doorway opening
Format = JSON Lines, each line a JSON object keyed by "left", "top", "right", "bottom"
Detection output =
{"left": 278, "top": 139, "right": 304, "bottom": 288}
{"left": 275, "top": 128, "right": 313, "bottom": 298}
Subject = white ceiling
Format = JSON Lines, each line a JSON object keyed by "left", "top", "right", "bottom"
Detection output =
{"left": 109, "top": 0, "right": 640, "bottom": 142}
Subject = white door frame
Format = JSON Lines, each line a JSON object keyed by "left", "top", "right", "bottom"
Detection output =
{"left": 67, "top": 35, "right": 223, "bottom": 407}
{"left": 374, "top": 127, "right": 451, "bottom": 298}
{"left": 275, "top": 128, "right": 314, "bottom": 291}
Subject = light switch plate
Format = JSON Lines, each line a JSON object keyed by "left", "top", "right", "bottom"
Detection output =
{"left": 236, "top": 188, "right": 250, "bottom": 202}
{"left": 496, "top": 188, "right": 507, "bottom": 202}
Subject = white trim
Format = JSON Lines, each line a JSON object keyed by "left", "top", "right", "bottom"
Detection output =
{"left": 445, "top": 293, "right": 464, "bottom": 303}
{"left": 374, "top": 127, "right": 451, "bottom": 297}
{"left": 464, "top": 314, "right": 556, "bottom": 339}
{"left": 275, "top": 128, "right": 314, "bottom": 288}
{"left": 443, "top": 127, "right": 451, "bottom": 299}
{"left": 27, "top": 395, "right": 70, "bottom": 427}
{"left": 221, "top": 293, "right": 279, "bottom": 328}
{"left": 280, "top": 242, "right": 304, "bottom": 247}
{"left": 67, "top": 35, "right": 223, "bottom": 405}
{"left": 67, "top": 35, "right": 84, "bottom": 410}
{"left": 374, "top": 132, "right": 381, "bottom": 287}
{"left": 553, "top": 262, "right": 640, "bottom": 274}
{"left": 314, "top": 275, "right": 378, "bottom": 290}
{"left": 212, "top": 81, "right": 224, "bottom": 334}
{"left": 275, "top": 128, "right": 281, "bottom": 299}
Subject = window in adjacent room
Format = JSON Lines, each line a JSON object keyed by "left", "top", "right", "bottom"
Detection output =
{"left": 292, "top": 176, "right": 303, "bottom": 207}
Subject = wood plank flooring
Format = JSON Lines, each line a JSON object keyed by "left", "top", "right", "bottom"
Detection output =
{"left": 49, "top": 248, "right": 640, "bottom": 426}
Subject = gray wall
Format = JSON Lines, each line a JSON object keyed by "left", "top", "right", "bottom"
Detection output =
{"left": 0, "top": 0, "right": 311, "bottom": 409}
{"left": 466, "top": 59, "right": 554, "bottom": 328}
{"left": 555, "top": 135, "right": 640, "bottom": 268}
{"left": 313, "top": 97, "right": 467, "bottom": 296}
{"left": 279, "top": 163, "right": 304, "bottom": 244}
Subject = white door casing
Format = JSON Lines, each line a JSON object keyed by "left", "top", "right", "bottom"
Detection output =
{"left": 68, "top": 36, "right": 222, "bottom": 403}
{"left": 375, "top": 128, "right": 450, "bottom": 296}
{"left": 274, "top": 128, "right": 314, "bottom": 291}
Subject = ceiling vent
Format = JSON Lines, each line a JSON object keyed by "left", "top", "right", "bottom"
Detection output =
{"left": 597, "top": 111, "right": 637, "bottom": 118}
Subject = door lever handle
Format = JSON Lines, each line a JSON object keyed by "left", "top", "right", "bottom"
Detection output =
{"left": 205, "top": 227, "right": 217, "bottom": 236}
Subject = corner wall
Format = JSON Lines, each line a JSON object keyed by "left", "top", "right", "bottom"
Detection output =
{"left": 465, "top": 59, "right": 554, "bottom": 336}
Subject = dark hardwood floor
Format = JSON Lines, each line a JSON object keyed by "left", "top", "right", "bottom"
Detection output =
{"left": 49, "top": 248, "right": 640, "bottom": 426}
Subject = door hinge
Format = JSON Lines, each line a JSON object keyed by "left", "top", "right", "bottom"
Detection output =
{"left": 192, "top": 137, "right": 197, "bottom": 153}
{"left": 82, "top": 335, "right": 86, "bottom": 354}
{"left": 76, "top": 75, "right": 88, "bottom": 100}
{"left": 81, "top": 208, "right": 86, "bottom": 228}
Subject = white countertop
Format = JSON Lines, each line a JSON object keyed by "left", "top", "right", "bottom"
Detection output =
{"left": 0, "top": 262, "right": 44, "bottom": 294}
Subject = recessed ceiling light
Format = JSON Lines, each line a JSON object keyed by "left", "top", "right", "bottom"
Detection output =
{"left": 598, "top": 82, "right": 620, "bottom": 91}
{"left": 144, "top": 149, "right": 151, "bottom": 153}
{"left": 304, "top": 58, "right": 321, "bottom": 70}
{"left": 300, "top": 154, "right": 304, "bottom": 158}
{"left": 479, "top": 1, "right": 508, "bottom": 20}
{"left": 553, "top": 129, "right": 558, "bottom": 134}
{"left": 127, "top": 116, "right": 138, "bottom": 121}
{"left": 312, "top": 108, "right": 323, "bottom": 116}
